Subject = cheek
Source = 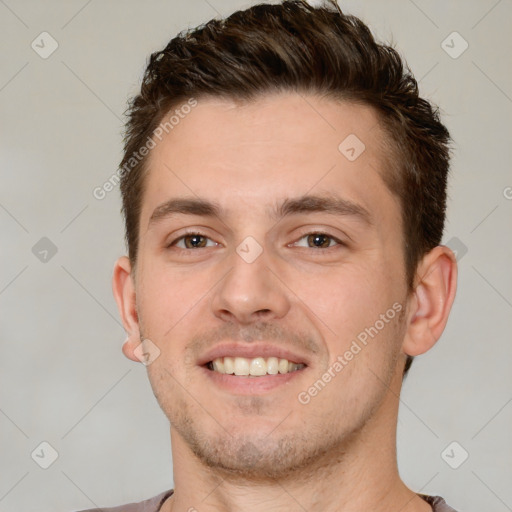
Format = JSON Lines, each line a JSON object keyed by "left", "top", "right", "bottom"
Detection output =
{"left": 299, "top": 261, "right": 390, "bottom": 327}
{"left": 296, "top": 259, "right": 402, "bottom": 369}
{"left": 136, "top": 266, "right": 207, "bottom": 343}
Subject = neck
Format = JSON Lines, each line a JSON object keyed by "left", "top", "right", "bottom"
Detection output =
{"left": 162, "top": 368, "right": 431, "bottom": 512}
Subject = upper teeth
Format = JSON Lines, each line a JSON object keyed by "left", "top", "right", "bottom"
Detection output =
{"left": 210, "top": 356, "right": 305, "bottom": 376}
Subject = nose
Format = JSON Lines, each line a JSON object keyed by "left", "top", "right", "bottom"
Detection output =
{"left": 210, "top": 244, "right": 291, "bottom": 325}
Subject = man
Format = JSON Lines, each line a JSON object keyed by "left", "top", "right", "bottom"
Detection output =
{"left": 80, "top": 1, "right": 459, "bottom": 510}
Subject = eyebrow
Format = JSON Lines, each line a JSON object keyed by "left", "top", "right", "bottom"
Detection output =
{"left": 148, "top": 198, "right": 222, "bottom": 227}
{"left": 274, "top": 195, "right": 372, "bottom": 225}
{"left": 148, "top": 194, "right": 372, "bottom": 228}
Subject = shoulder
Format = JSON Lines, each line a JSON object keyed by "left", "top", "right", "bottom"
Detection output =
{"left": 74, "top": 489, "right": 174, "bottom": 512}
{"left": 419, "top": 493, "right": 460, "bottom": 512}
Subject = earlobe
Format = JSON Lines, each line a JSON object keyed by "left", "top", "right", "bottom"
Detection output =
{"left": 112, "top": 256, "right": 141, "bottom": 362}
{"left": 122, "top": 337, "right": 139, "bottom": 361}
{"left": 402, "top": 245, "right": 458, "bottom": 357}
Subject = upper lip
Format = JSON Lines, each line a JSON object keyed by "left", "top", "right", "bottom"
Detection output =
{"left": 198, "top": 343, "right": 310, "bottom": 367}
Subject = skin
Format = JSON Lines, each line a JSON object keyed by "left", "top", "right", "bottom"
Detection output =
{"left": 113, "top": 93, "right": 457, "bottom": 512}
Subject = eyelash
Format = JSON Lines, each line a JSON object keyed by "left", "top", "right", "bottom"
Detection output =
{"left": 167, "top": 230, "right": 345, "bottom": 253}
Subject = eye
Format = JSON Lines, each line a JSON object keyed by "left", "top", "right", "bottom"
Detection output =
{"left": 168, "top": 232, "right": 218, "bottom": 249}
{"left": 292, "top": 232, "right": 343, "bottom": 250}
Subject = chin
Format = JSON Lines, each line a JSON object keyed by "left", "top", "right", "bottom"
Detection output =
{"left": 171, "top": 401, "right": 355, "bottom": 481}
{"left": 189, "top": 433, "right": 331, "bottom": 480}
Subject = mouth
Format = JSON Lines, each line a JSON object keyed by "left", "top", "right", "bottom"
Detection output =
{"left": 205, "top": 356, "right": 306, "bottom": 377}
{"left": 198, "top": 343, "right": 310, "bottom": 394}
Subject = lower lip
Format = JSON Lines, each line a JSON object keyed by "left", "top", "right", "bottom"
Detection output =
{"left": 200, "top": 366, "right": 307, "bottom": 394}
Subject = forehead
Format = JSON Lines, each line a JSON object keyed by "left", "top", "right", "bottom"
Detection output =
{"left": 141, "top": 93, "right": 397, "bottom": 224}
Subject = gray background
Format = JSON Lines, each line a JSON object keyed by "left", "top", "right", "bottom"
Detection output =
{"left": 1, "top": 1, "right": 511, "bottom": 511}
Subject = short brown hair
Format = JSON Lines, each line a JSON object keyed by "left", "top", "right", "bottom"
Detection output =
{"left": 119, "top": 0, "right": 451, "bottom": 376}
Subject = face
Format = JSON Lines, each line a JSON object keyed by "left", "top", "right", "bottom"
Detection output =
{"left": 127, "top": 93, "right": 411, "bottom": 478}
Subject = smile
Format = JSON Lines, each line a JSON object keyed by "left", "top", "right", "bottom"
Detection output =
{"left": 207, "top": 356, "right": 306, "bottom": 376}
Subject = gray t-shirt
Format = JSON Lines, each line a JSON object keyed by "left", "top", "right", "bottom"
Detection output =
{"left": 76, "top": 489, "right": 460, "bottom": 511}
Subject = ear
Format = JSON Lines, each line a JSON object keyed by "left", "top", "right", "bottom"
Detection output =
{"left": 402, "top": 245, "right": 458, "bottom": 357}
{"left": 112, "top": 256, "right": 141, "bottom": 362}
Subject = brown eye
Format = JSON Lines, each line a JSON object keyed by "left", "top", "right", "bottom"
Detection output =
{"left": 169, "top": 233, "right": 217, "bottom": 249}
{"left": 290, "top": 232, "right": 345, "bottom": 253}
{"left": 182, "top": 234, "right": 207, "bottom": 248}
{"left": 306, "top": 233, "right": 334, "bottom": 248}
